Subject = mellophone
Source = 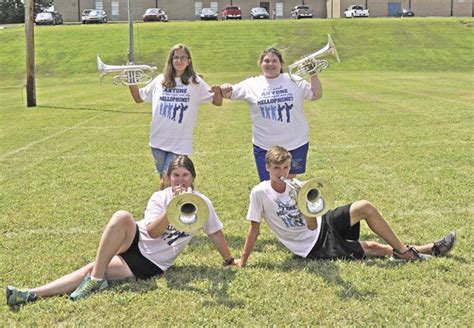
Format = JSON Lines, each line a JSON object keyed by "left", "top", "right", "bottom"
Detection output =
{"left": 287, "top": 34, "right": 340, "bottom": 81}
{"left": 166, "top": 187, "right": 209, "bottom": 233}
{"left": 280, "top": 177, "right": 334, "bottom": 217}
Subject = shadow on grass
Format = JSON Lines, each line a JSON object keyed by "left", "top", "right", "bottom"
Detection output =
{"left": 163, "top": 265, "right": 244, "bottom": 308}
{"left": 38, "top": 105, "right": 150, "bottom": 115}
{"left": 265, "top": 256, "right": 378, "bottom": 300}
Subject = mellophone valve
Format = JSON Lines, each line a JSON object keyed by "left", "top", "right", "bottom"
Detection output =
{"left": 167, "top": 187, "right": 209, "bottom": 233}
{"left": 280, "top": 177, "right": 334, "bottom": 217}
{"left": 96, "top": 55, "right": 157, "bottom": 86}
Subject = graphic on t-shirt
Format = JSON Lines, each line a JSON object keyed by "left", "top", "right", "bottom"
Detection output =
{"left": 274, "top": 198, "right": 305, "bottom": 229}
{"left": 161, "top": 225, "right": 190, "bottom": 245}
{"left": 257, "top": 87, "right": 294, "bottom": 123}
{"left": 159, "top": 87, "right": 191, "bottom": 124}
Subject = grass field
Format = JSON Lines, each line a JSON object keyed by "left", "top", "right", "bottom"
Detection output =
{"left": 1, "top": 18, "right": 473, "bottom": 326}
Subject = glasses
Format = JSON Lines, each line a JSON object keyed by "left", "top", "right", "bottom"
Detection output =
{"left": 172, "top": 56, "right": 190, "bottom": 62}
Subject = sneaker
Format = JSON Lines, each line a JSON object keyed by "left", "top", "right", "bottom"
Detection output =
{"left": 6, "top": 286, "right": 37, "bottom": 308}
{"left": 69, "top": 276, "right": 109, "bottom": 301}
{"left": 432, "top": 231, "right": 456, "bottom": 257}
{"left": 392, "top": 246, "right": 431, "bottom": 261}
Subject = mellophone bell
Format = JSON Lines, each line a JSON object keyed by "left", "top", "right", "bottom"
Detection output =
{"left": 166, "top": 187, "right": 209, "bottom": 233}
{"left": 280, "top": 177, "right": 334, "bottom": 217}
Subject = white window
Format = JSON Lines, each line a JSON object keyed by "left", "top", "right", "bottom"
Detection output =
{"left": 210, "top": 2, "right": 218, "bottom": 12}
{"left": 195, "top": 2, "right": 202, "bottom": 16}
{"left": 111, "top": 1, "right": 119, "bottom": 16}
{"left": 276, "top": 3, "right": 284, "bottom": 17}
{"left": 95, "top": 1, "right": 103, "bottom": 11}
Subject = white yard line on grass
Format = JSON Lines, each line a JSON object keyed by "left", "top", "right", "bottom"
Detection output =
{"left": 0, "top": 116, "right": 98, "bottom": 161}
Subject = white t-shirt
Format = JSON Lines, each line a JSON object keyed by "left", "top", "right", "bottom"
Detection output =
{"left": 246, "top": 180, "right": 321, "bottom": 257}
{"left": 139, "top": 74, "right": 213, "bottom": 155}
{"left": 231, "top": 73, "right": 314, "bottom": 150}
{"left": 136, "top": 187, "right": 223, "bottom": 271}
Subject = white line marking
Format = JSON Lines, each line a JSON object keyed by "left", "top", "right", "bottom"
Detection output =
{"left": 0, "top": 116, "right": 98, "bottom": 161}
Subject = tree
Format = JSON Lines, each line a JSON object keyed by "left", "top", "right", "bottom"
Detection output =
{"left": 0, "top": 0, "right": 54, "bottom": 24}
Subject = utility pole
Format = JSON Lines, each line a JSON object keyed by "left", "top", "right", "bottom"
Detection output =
{"left": 128, "top": 0, "right": 135, "bottom": 63}
{"left": 25, "top": 0, "right": 36, "bottom": 107}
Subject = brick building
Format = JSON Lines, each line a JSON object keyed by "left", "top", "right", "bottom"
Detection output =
{"left": 54, "top": 0, "right": 473, "bottom": 22}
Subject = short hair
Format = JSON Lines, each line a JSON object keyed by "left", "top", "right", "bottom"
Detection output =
{"left": 258, "top": 47, "right": 284, "bottom": 73}
{"left": 265, "top": 146, "right": 292, "bottom": 165}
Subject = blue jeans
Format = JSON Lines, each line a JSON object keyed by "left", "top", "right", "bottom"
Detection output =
{"left": 253, "top": 143, "right": 309, "bottom": 181}
{"left": 150, "top": 147, "right": 179, "bottom": 176}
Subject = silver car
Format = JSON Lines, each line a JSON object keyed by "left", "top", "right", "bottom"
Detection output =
{"left": 82, "top": 9, "right": 108, "bottom": 24}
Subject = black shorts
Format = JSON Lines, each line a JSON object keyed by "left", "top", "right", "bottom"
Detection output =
{"left": 118, "top": 224, "right": 164, "bottom": 279}
{"left": 306, "top": 203, "right": 365, "bottom": 260}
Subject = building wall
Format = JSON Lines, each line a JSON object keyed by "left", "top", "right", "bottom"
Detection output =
{"left": 54, "top": 0, "right": 472, "bottom": 22}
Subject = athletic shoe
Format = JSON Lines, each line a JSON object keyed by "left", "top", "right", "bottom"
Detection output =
{"left": 392, "top": 246, "right": 430, "bottom": 261}
{"left": 69, "top": 276, "right": 109, "bottom": 301}
{"left": 432, "top": 231, "right": 456, "bottom": 257}
{"left": 6, "top": 286, "right": 37, "bottom": 309}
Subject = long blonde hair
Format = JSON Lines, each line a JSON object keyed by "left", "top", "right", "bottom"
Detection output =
{"left": 162, "top": 44, "right": 199, "bottom": 88}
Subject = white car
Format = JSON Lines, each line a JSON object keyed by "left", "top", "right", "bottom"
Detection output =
{"left": 344, "top": 5, "right": 369, "bottom": 18}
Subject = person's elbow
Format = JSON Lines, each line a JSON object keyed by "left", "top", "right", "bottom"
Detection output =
{"left": 147, "top": 226, "right": 162, "bottom": 238}
{"left": 311, "top": 91, "right": 322, "bottom": 101}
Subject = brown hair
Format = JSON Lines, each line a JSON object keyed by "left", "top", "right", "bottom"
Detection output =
{"left": 265, "top": 146, "right": 292, "bottom": 165}
{"left": 162, "top": 44, "right": 199, "bottom": 88}
{"left": 160, "top": 155, "right": 196, "bottom": 189}
{"left": 259, "top": 47, "right": 285, "bottom": 73}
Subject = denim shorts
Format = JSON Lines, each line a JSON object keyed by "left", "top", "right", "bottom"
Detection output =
{"left": 253, "top": 143, "right": 309, "bottom": 181}
{"left": 150, "top": 147, "right": 179, "bottom": 176}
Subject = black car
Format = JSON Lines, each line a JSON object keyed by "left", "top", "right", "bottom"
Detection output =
{"left": 250, "top": 7, "right": 270, "bottom": 19}
{"left": 200, "top": 8, "right": 218, "bottom": 20}
{"left": 396, "top": 9, "right": 415, "bottom": 17}
{"left": 35, "top": 11, "right": 63, "bottom": 25}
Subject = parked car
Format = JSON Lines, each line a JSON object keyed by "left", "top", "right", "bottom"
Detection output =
{"left": 291, "top": 5, "right": 313, "bottom": 19}
{"left": 396, "top": 8, "right": 415, "bottom": 17}
{"left": 221, "top": 6, "right": 242, "bottom": 20}
{"left": 250, "top": 7, "right": 270, "bottom": 19}
{"left": 143, "top": 8, "right": 168, "bottom": 22}
{"left": 200, "top": 8, "right": 218, "bottom": 20}
{"left": 343, "top": 5, "right": 369, "bottom": 18}
{"left": 82, "top": 9, "right": 107, "bottom": 24}
{"left": 81, "top": 9, "right": 93, "bottom": 22}
{"left": 35, "top": 11, "right": 63, "bottom": 25}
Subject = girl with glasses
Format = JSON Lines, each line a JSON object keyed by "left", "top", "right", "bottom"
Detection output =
{"left": 129, "top": 44, "right": 222, "bottom": 187}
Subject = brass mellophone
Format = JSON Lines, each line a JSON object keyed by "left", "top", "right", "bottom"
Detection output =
{"left": 280, "top": 177, "right": 334, "bottom": 217}
{"left": 166, "top": 187, "right": 209, "bottom": 233}
{"left": 287, "top": 34, "right": 340, "bottom": 82}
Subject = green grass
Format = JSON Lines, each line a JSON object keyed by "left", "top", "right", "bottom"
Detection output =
{"left": 1, "top": 18, "right": 473, "bottom": 326}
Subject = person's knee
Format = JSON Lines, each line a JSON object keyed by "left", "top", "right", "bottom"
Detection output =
{"left": 110, "top": 210, "right": 134, "bottom": 227}
{"left": 354, "top": 200, "right": 376, "bottom": 218}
